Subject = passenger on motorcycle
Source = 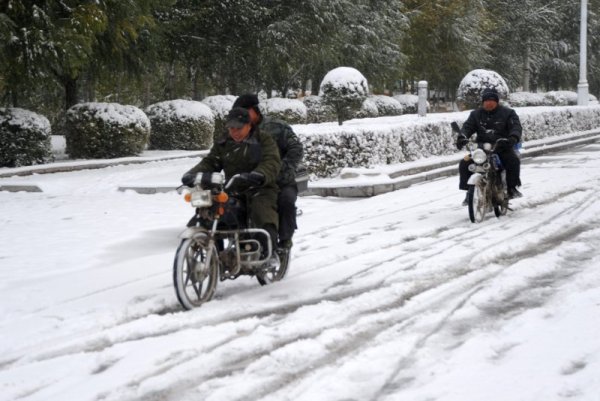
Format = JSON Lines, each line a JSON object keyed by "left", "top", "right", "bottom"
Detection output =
{"left": 456, "top": 87, "right": 523, "bottom": 205}
{"left": 232, "top": 94, "right": 304, "bottom": 252}
{"left": 181, "top": 107, "right": 282, "bottom": 268}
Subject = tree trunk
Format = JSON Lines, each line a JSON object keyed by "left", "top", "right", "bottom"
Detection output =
{"left": 65, "top": 76, "right": 78, "bottom": 110}
{"left": 523, "top": 40, "right": 531, "bottom": 92}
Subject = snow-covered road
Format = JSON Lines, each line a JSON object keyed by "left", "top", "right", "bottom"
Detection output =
{"left": 1, "top": 144, "right": 600, "bottom": 401}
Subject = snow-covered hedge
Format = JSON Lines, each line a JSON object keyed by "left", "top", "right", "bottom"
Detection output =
{"left": 302, "top": 95, "right": 336, "bottom": 123}
{"left": 202, "top": 95, "right": 237, "bottom": 141}
{"left": 146, "top": 100, "right": 214, "bottom": 150}
{"left": 457, "top": 69, "right": 509, "bottom": 110}
{"left": 294, "top": 105, "right": 600, "bottom": 178}
{"left": 261, "top": 98, "right": 307, "bottom": 124}
{"left": 0, "top": 107, "right": 52, "bottom": 167}
{"left": 508, "top": 92, "right": 547, "bottom": 107}
{"left": 65, "top": 103, "right": 150, "bottom": 159}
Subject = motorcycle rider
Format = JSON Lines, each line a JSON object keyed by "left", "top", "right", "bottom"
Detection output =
{"left": 181, "top": 107, "right": 282, "bottom": 269}
{"left": 456, "top": 87, "right": 523, "bottom": 204}
{"left": 232, "top": 94, "right": 304, "bottom": 253}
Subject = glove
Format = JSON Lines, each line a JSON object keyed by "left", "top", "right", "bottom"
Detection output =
{"left": 200, "top": 172, "right": 213, "bottom": 187}
{"left": 181, "top": 172, "right": 196, "bottom": 187}
{"left": 456, "top": 135, "right": 468, "bottom": 150}
{"left": 508, "top": 135, "right": 518, "bottom": 146}
{"left": 495, "top": 138, "right": 511, "bottom": 151}
{"left": 239, "top": 171, "right": 265, "bottom": 186}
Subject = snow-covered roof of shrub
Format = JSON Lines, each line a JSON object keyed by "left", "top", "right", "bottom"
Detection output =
{"left": 319, "top": 67, "right": 369, "bottom": 96}
{"left": 457, "top": 69, "right": 509, "bottom": 99}
{"left": 201, "top": 95, "right": 237, "bottom": 118}
{"left": 261, "top": 98, "right": 307, "bottom": 118}
{"left": 0, "top": 107, "right": 51, "bottom": 135}
{"left": 68, "top": 103, "right": 150, "bottom": 129}
{"left": 146, "top": 99, "right": 214, "bottom": 122}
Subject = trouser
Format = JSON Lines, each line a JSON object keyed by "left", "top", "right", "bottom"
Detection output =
{"left": 248, "top": 187, "right": 279, "bottom": 252}
{"left": 458, "top": 148, "right": 521, "bottom": 190}
{"left": 277, "top": 184, "right": 298, "bottom": 242}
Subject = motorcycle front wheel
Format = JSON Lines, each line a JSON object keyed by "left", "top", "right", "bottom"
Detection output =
{"left": 467, "top": 183, "right": 487, "bottom": 223}
{"left": 173, "top": 237, "right": 219, "bottom": 310}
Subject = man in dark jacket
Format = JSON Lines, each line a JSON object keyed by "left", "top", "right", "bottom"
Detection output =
{"left": 456, "top": 87, "right": 523, "bottom": 203}
{"left": 181, "top": 107, "right": 281, "bottom": 266}
{"left": 232, "top": 94, "right": 304, "bottom": 252}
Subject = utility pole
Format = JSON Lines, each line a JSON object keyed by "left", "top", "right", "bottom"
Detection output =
{"left": 578, "top": 0, "right": 589, "bottom": 105}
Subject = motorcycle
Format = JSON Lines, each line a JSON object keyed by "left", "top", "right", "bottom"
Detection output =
{"left": 451, "top": 122, "right": 510, "bottom": 223}
{"left": 173, "top": 172, "right": 289, "bottom": 310}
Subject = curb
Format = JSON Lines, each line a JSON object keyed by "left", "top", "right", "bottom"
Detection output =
{"left": 2, "top": 131, "right": 599, "bottom": 196}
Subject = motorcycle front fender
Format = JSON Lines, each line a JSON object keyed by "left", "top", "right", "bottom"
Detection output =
{"left": 467, "top": 172, "right": 483, "bottom": 186}
{"left": 178, "top": 227, "right": 205, "bottom": 239}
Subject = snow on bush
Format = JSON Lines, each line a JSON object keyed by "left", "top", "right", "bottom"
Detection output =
{"left": 370, "top": 95, "right": 404, "bottom": 116}
{"left": 293, "top": 105, "right": 600, "bottom": 178}
{"left": 0, "top": 107, "right": 52, "bottom": 167}
{"left": 261, "top": 98, "right": 307, "bottom": 124}
{"left": 456, "top": 69, "right": 509, "bottom": 110}
{"left": 302, "top": 95, "right": 336, "bottom": 123}
{"left": 65, "top": 102, "right": 150, "bottom": 159}
{"left": 319, "top": 66, "right": 369, "bottom": 125}
{"left": 146, "top": 100, "right": 214, "bottom": 150}
{"left": 202, "top": 95, "right": 236, "bottom": 141}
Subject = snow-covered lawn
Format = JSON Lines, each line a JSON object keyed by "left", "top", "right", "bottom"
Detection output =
{"left": 1, "top": 140, "right": 600, "bottom": 400}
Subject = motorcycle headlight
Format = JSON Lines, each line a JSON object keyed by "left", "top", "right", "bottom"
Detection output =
{"left": 472, "top": 149, "right": 487, "bottom": 164}
{"left": 191, "top": 189, "right": 213, "bottom": 208}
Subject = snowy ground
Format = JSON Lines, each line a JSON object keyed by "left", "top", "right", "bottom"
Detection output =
{"left": 1, "top": 143, "right": 600, "bottom": 401}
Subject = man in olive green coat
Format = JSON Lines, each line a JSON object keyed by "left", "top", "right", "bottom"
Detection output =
{"left": 181, "top": 107, "right": 281, "bottom": 258}
{"left": 232, "top": 94, "right": 304, "bottom": 251}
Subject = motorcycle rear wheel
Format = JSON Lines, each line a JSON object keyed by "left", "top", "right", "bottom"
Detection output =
{"left": 467, "top": 184, "right": 487, "bottom": 223}
{"left": 173, "top": 237, "right": 219, "bottom": 310}
{"left": 256, "top": 249, "right": 290, "bottom": 285}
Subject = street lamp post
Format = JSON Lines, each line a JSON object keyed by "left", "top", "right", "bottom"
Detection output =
{"left": 578, "top": 0, "right": 589, "bottom": 105}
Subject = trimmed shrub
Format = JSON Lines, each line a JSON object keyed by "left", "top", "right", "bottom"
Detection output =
{"left": 0, "top": 107, "right": 52, "bottom": 167}
{"left": 393, "top": 94, "right": 418, "bottom": 114}
{"left": 353, "top": 97, "right": 379, "bottom": 119}
{"left": 202, "top": 95, "right": 237, "bottom": 141}
{"left": 261, "top": 98, "right": 307, "bottom": 124}
{"left": 302, "top": 95, "right": 336, "bottom": 123}
{"left": 508, "top": 92, "right": 546, "bottom": 107}
{"left": 320, "top": 66, "right": 369, "bottom": 125}
{"left": 544, "top": 91, "right": 577, "bottom": 106}
{"left": 456, "top": 69, "right": 509, "bottom": 110}
{"left": 65, "top": 102, "right": 150, "bottom": 159}
{"left": 370, "top": 95, "right": 404, "bottom": 116}
{"left": 146, "top": 100, "right": 214, "bottom": 150}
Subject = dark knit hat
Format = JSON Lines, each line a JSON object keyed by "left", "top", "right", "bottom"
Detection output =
{"left": 481, "top": 87, "right": 500, "bottom": 103}
{"left": 232, "top": 94, "right": 260, "bottom": 109}
{"left": 225, "top": 107, "right": 251, "bottom": 128}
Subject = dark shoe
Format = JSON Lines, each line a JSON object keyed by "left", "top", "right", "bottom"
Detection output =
{"left": 277, "top": 239, "right": 293, "bottom": 250}
{"left": 508, "top": 187, "right": 523, "bottom": 199}
{"left": 461, "top": 194, "right": 469, "bottom": 207}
